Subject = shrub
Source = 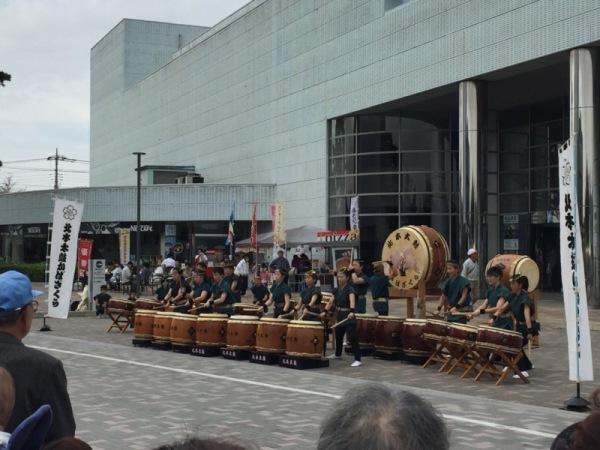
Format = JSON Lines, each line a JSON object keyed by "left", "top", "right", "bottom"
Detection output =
{"left": 0, "top": 262, "right": 47, "bottom": 282}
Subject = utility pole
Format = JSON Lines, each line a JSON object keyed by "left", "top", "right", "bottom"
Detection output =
{"left": 133, "top": 152, "right": 145, "bottom": 295}
{"left": 47, "top": 148, "right": 75, "bottom": 190}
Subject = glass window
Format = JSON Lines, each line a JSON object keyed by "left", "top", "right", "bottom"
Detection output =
{"left": 399, "top": 194, "right": 449, "bottom": 214}
{"left": 330, "top": 137, "right": 355, "bottom": 157}
{"left": 329, "top": 176, "right": 355, "bottom": 196}
{"left": 549, "top": 144, "right": 559, "bottom": 166}
{"left": 357, "top": 174, "right": 398, "bottom": 193}
{"left": 400, "top": 173, "right": 446, "bottom": 193}
{"left": 357, "top": 153, "right": 398, "bottom": 173}
{"left": 329, "top": 157, "right": 356, "bottom": 176}
{"left": 329, "top": 197, "right": 350, "bottom": 215}
{"left": 359, "top": 216, "right": 398, "bottom": 263}
{"left": 358, "top": 115, "right": 386, "bottom": 133}
{"left": 400, "top": 130, "right": 449, "bottom": 151}
{"left": 331, "top": 117, "right": 355, "bottom": 137}
{"left": 531, "top": 191, "right": 547, "bottom": 211}
{"left": 360, "top": 195, "right": 398, "bottom": 214}
{"left": 531, "top": 145, "right": 547, "bottom": 168}
{"left": 500, "top": 193, "right": 528, "bottom": 213}
{"left": 531, "top": 168, "right": 548, "bottom": 190}
{"left": 357, "top": 133, "right": 397, "bottom": 153}
{"left": 328, "top": 217, "right": 349, "bottom": 230}
{"left": 400, "top": 151, "right": 447, "bottom": 171}
{"left": 500, "top": 173, "right": 529, "bottom": 192}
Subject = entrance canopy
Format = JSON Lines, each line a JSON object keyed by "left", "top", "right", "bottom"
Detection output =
{"left": 237, "top": 225, "right": 359, "bottom": 248}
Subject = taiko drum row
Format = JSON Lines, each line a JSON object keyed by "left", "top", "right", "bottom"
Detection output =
{"left": 134, "top": 311, "right": 325, "bottom": 359}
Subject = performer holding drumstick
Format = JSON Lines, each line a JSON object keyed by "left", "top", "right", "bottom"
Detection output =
{"left": 468, "top": 266, "right": 512, "bottom": 329}
{"left": 436, "top": 260, "right": 472, "bottom": 323}
{"left": 264, "top": 268, "right": 292, "bottom": 318}
{"left": 327, "top": 268, "right": 362, "bottom": 367}
{"left": 298, "top": 270, "right": 322, "bottom": 321}
{"left": 200, "top": 267, "right": 234, "bottom": 316}
{"left": 188, "top": 271, "right": 212, "bottom": 313}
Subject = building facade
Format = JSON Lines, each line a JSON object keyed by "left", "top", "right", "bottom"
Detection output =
{"left": 84, "top": 1, "right": 599, "bottom": 301}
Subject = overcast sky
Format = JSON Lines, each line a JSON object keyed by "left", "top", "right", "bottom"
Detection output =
{"left": 0, "top": 0, "right": 249, "bottom": 191}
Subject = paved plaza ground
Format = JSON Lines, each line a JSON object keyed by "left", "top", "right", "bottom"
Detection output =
{"left": 26, "top": 287, "right": 600, "bottom": 449}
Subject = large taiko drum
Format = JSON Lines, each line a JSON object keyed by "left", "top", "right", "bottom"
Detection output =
{"left": 226, "top": 315, "right": 260, "bottom": 350}
{"left": 233, "top": 303, "right": 263, "bottom": 317}
{"left": 256, "top": 317, "right": 289, "bottom": 353}
{"left": 195, "top": 314, "right": 228, "bottom": 347}
{"left": 108, "top": 299, "right": 135, "bottom": 312}
{"left": 169, "top": 313, "right": 197, "bottom": 348}
{"left": 422, "top": 319, "right": 451, "bottom": 343}
{"left": 381, "top": 225, "right": 449, "bottom": 290}
{"left": 486, "top": 254, "right": 540, "bottom": 292}
{"left": 374, "top": 316, "right": 404, "bottom": 353}
{"left": 476, "top": 325, "right": 523, "bottom": 355}
{"left": 447, "top": 323, "right": 479, "bottom": 346}
{"left": 356, "top": 313, "right": 378, "bottom": 349}
{"left": 286, "top": 320, "right": 325, "bottom": 359}
{"left": 153, "top": 312, "right": 173, "bottom": 343}
{"left": 134, "top": 309, "right": 156, "bottom": 341}
{"left": 401, "top": 318, "right": 432, "bottom": 358}
{"left": 135, "top": 298, "right": 161, "bottom": 310}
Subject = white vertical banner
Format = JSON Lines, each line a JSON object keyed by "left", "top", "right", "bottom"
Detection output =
{"left": 350, "top": 196, "right": 360, "bottom": 235}
{"left": 558, "top": 140, "right": 594, "bottom": 381}
{"left": 48, "top": 198, "right": 84, "bottom": 319}
{"left": 119, "top": 228, "right": 130, "bottom": 264}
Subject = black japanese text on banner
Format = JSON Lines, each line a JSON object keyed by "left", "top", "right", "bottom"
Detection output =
{"left": 350, "top": 196, "right": 360, "bottom": 236}
{"left": 559, "top": 140, "right": 594, "bottom": 382}
{"left": 48, "top": 198, "right": 84, "bottom": 319}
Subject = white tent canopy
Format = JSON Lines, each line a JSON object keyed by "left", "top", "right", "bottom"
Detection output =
{"left": 237, "top": 225, "right": 327, "bottom": 247}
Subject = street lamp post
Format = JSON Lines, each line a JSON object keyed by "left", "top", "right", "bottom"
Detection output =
{"left": 133, "top": 152, "right": 145, "bottom": 295}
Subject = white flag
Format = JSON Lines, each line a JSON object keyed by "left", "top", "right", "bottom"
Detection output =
{"left": 350, "top": 196, "right": 360, "bottom": 231}
{"left": 48, "top": 198, "right": 84, "bottom": 319}
{"left": 559, "top": 140, "right": 594, "bottom": 381}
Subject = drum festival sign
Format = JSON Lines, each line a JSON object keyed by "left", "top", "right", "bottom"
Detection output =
{"left": 558, "top": 139, "right": 594, "bottom": 382}
{"left": 48, "top": 198, "right": 84, "bottom": 319}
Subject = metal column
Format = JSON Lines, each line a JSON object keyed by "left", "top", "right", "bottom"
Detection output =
{"left": 570, "top": 48, "right": 600, "bottom": 308}
{"left": 458, "top": 81, "right": 486, "bottom": 260}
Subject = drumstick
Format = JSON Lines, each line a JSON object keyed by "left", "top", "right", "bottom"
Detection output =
{"left": 527, "top": 339, "right": 533, "bottom": 364}
{"left": 331, "top": 317, "right": 350, "bottom": 329}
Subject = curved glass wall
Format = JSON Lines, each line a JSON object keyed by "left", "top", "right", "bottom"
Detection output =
{"left": 328, "top": 114, "right": 459, "bottom": 263}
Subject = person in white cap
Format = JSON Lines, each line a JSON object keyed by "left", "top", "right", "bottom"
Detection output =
{"left": 462, "top": 249, "right": 480, "bottom": 298}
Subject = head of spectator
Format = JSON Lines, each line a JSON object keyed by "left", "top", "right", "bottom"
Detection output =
{"left": 43, "top": 437, "right": 93, "bottom": 450}
{"left": 467, "top": 248, "right": 478, "bottom": 261}
{"left": 213, "top": 267, "right": 224, "bottom": 282}
{"left": 0, "top": 367, "right": 15, "bottom": 432}
{"left": 276, "top": 250, "right": 284, "bottom": 259}
{"left": 572, "top": 411, "right": 600, "bottom": 450}
{"left": 589, "top": 387, "right": 600, "bottom": 410}
{"left": 152, "top": 437, "right": 258, "bottom": 450}
{"left": 0, "top": 271, "right": 42, "bottom": 341}
{"left": 317, "top": 384, "right": 449, "bottom": 450}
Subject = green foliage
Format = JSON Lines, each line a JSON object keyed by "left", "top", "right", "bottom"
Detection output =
{"left": 0, "top": 262, "right": 46, "bottom": 282}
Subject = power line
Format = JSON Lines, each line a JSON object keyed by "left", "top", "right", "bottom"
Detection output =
{"left": 1, "top": 166, "right": 89, "bottom": 173}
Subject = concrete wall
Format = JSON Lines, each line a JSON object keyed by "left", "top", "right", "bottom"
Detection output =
{"left": 90, "top": 0, "right": 600, "bottom": 228}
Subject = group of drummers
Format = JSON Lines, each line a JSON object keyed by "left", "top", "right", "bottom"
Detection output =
{"left": 146, "top": 255, "right": 539, "bottom": 373}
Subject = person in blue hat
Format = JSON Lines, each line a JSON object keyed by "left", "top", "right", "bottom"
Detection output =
{"left": 0, "top": 271, "right": 75, "bottom": 443}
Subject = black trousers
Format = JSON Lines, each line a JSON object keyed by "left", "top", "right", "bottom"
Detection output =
{"left": 335, "top": 322, "right": 361, "bottom": 361}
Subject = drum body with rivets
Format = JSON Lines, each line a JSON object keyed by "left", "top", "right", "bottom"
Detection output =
{"left": 286, "top": 320, "right": 325, "bottom": 359}
{"left": 486, "top": 254, "right": 540, "bottom": 292}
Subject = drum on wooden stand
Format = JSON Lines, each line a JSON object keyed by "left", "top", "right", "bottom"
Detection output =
{"left": 170, "top": 313, "right": 197, "bottom": 351}
{"left": 152, "top": 312, "right": 174, "bottom": 344}
{"left": 486, "top": 254, "right": 540, "bottom": 292}
{"left": 476, "top": 325, "right": 523, "bottom": 355}
{"left": 226, "top": 315, "right": 260, "bottom": 350}
{"left": 135, "top": 298, "right": 161, "bottom": 310}
{"left": 195, "top": 314, "right": 228, "bottom": 347}
{"left": 355, "top": 313, "right": 378, "bottom": 350}
{"left": 256, "top": 317, "right": 289, "bottom": 353}
{"left": 374, "top": 316, "right": 404, "bottom": 354}
{"left": 286, "top": 320, "right": 325, "bottom": 359}
{"left": 401, "top": 318, "right": 432, "bottom": 362}
{"left": 134, "top": 309, "right": 156, "bottom": 342}
{"left": 422, "top": 319, "right": 451, "bottom": 344}
{"left": 233, "top": 303, "right": 263, "bottom": 317}
{"left": 381, "top": 225, "right": 449, "bottom": 291}
{"left": 108, "top": 299, "right": 135, "bottom": 313}
{"left": 447, "top": 323, "right": 479, "bottom": 346}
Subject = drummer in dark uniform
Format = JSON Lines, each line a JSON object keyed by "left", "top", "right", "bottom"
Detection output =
{"left": 506, "top": 275, "right": 536, "bottom": 378}
{"left": 189, "top": 271, "right": 212, "bottom": 312}
{"left": 327, "top": 268, "right": 362, "bottom": 367}
{"left": 350, "top": 260, "right": 369, "bottom": 314}
{"left": 299, "top": 270, "right": 322, "bottom": 321}
{"left": 250, "top": 274, "right": 269, "bottom": 306}
{"left": 203, "top": 267, "right": 234, "bottom": 316}
{"left": 437, "top": 260, "right": 472, "bottom": 323}
{"left": 468, "top": 266, "right": 512, "bottom": 329}
{"left": 163, "top": 268, "right": 192, "bottom": 309}
{"left": 369, "top": 262, "right": 390, "bottom": 316}
{"left": 223, "top": 263, "right": 241, "bottom": 303}
{"left": 264, "top": 268, "right": 292, "bottom": 318}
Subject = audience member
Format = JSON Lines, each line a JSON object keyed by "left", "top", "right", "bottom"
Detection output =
{"left": 152, "top": 437, "right": 258, "bottom": 450}
{"left": 93, "top": 285, "right": 111, "bottom": 317}
{"left": 43, "top": 437, "right": 92, "bottom": 450}
{"left": 0, "top": 271, "right": 75, "bottom": 443}
{"left": 0, "top": 367, "right": 15, "bottom": 447}
{"left": 317, "top": 384, "right": 449, "bottom": 450}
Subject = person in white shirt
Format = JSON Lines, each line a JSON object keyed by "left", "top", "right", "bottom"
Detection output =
{"left": 194, "top": 249, "right": 208, "bottom": 265}
{"left": 462, "top": 248, "right": 480, "bottom": 299}
{"left": 234, "top": 254, "right": 250, "bottom": 295}
{"left": 121, "top": 262, "right": 133, "bottom": 285}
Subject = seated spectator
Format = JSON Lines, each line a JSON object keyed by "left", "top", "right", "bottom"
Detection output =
{"left": 551, "top": 410, "right": 600, "bottom": 450}
{"left": 93, "top": 285, "right": 111, "bottom": 317}
{"left": 43, "top": 437, "right": 92, "bottom": 450}
{"left": 0, "top": 367, "right": 15, "bottom": 447}
{"left": 152, "top": 437, "right": 258, "bottom": 450}
{"left": 317, "top": 383, "right": 449, "bottom": 450}
{"left": 75, "top": 283, "right": 89, "bottom": 312}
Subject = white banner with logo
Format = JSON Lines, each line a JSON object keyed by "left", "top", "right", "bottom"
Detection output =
{"left": 559, "top": 140, "right": 594, "bottom": 381}
{"left": 273, "top": 201, "right": 286, "bottom": 246}
{"left": 48, "top": 198, "right": 84, "bottom": 319}
{"left": 350, "top": 196, "right": 360, "bottom": 237}
{"left": 119, "top": 228, "right": 130, "bottom": 264}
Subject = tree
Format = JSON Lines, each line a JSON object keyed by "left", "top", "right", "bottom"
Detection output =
{"left": 0, "top": 175, "right": 18, "bottom": 193}
{"left": 0, "top": 71, "right": 11, "bottom": 86}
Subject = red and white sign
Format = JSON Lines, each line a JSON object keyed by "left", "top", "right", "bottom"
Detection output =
{"left": 316, "top": 230, "right": 359, "bottom": 243}
{"left": 77, "top": 239, "right": 93, "bottom": 278}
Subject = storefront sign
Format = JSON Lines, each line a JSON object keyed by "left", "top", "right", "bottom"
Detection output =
{"left": 317, "top": 230, "right": 360, "bottom": 243}
{"left": 48, "top": 198, "right": 84, "bottom": 319}
{"left": 558, "top": 140, "right": 594, "bottom": 381}
{"left": 80, "top": 222, "right": 154, "bottom": 235}
{"left": 503, "top": 214, "right": 519, "bottom": 224}
{"left": 503, "top": 239, "right": 519, "bottom": 251}
{"left": 119, "top": 228, "right": 130, "bottom": 264}
{"left": 77, "top": 239, "right": 93, "bottom": 278}
{"left": 90, "top": 259, "right": 105, "bottom": 311}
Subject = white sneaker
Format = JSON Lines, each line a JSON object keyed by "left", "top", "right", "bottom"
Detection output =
{"left": 327, "top": 354, "right": 342, "bottom": 360}
{"left": 513, "top": 371, "right": 529, "bottom": 379}
{"left": 502, "top": 366, "right": 508, "bottom": 373}
{"left": 351, "top": 361, "right": 363, "bottom": 367}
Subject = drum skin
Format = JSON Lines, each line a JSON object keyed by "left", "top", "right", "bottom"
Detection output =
{"left": 374, "top": 316, "right": 404, "bottom": 353}
{"left": 226, "top": 315, "right": 260, "bottom": 350}
{"left": 486, "top": 254, "right": 540, "bottom": 292}
{"left": 108, "top": 299, "right": 135, "bottom": 312}
{"left": 423, "top": 319, "right": 451, "bottom": 343}
{"left": 134, "top": 309, "right": 156, "bottom": 340}
{"left": 401, "top": 318, "right": 431, "bottom": 357}
{"left": 169, "top": 313, "right": 197, "bottom": 345}
{"left": 382, "top": 225, "right": 449, "bottom": 290}
{"left": 256, "top": 318, "right": 289, "bottom": 353}
{"left": 233, "top": 303, "right": 263, "bottom": 317}
{"left": 447, "top": 323, "right": 479, "bottom": 345}
{"left": 195, "top": 314, "right": 228, "bottom": 347}
{"left": 286, "top": 320, "right": 325, "bottom": 359}
{"left": 356, "top": 313, "right": 378, "bottom": 348}
{"left": 153, "top": 312, "right": 173, "bottom": 342}
{"left": 135, "top": 298, "right": 161, "bottom": 310}
{"left": 476, "top": 325, "right": 523, "bottom": 354}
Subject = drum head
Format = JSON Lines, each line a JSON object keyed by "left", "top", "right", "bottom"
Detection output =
{"left": 229, "top": 315, "right": 259, "bottom": 321}
{"left": 260, "top": 317, "right": 290, "bottom": 324}
{"left": 199, "top": 313, "right": 228, "bottom": 319}
{"left": 515, "top": 257, "right": 540, "bottom": 292}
